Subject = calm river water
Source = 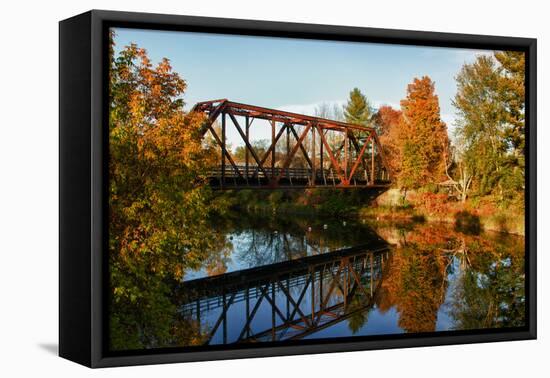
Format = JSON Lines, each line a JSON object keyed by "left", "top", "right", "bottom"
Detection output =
{"left": 176, "top": 212, "right": 525, "bottom": 346}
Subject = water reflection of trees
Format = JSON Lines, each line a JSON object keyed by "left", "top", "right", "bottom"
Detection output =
{"left": 209, "top": 212, "right": 386, "bottom": 270}
{"left": 109, "top": 222, "right": 230, "bottom": 351}
{"left": 447, "top": 234, "right": 525, "bottom": 329}
{"left": 374, "top": 223, "right": 525, "bottom": 333}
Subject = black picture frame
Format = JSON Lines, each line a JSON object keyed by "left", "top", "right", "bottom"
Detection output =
{"left": 59, "top": 9, "right": 537, "bottom": 368}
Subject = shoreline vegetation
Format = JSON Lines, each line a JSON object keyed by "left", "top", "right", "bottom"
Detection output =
{"left": 220, "top": 188, "right": 525, "bottom": 236}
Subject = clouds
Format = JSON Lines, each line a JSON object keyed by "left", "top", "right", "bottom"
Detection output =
{"left": 278, "top": 99, "right": 346, "bottom": 117}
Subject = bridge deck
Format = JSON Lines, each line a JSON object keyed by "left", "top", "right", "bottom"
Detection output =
{"left": 208, "top": 165, "right": 391, "bottom": 189}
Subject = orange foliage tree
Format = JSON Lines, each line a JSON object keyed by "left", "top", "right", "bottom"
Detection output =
{"left": 376, "top": 228, "right": 448, "bottom": 333}
{"left": 396, "top": 76, "right": 449, "bottom": 189}
{"left": 108, "top": 33, "right": 228, "bottom": 350}
{"left": 373, "top": 105, "right": 402, "bottom": 179}
{"left": 375, "top": 223, "right": 525, "bottom": 332}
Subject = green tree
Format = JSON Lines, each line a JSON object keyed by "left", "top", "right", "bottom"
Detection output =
{"left": 377, "top": 224, "right": 525, "bottom": 333}
{"left": 234, "top": 139, "right": 269, "bottom": 163}
{"left": 346, "top": 297, "right": 370, "bottom": 334}
{"left": 397, "top": 76, "right": 449, "bottom": 189}
{"left": 453, "top": 55, "right": 503, "bottom": 195}
{"left": 343, "top": 88, "right": 373, "bottom": 127}
{"left": 494, "top": 51, "right": 525, "bottom": 155}
{"left": 453, "top": 54, "right": 524, "bottom": 199}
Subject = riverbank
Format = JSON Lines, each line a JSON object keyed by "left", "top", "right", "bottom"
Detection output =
{"left": 219, "top": 188, "right": 525, "bottom": 236}
{"left": 364, "top": 189, "right": 525, "bottom": 236}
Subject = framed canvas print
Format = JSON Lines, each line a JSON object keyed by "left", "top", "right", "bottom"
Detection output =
{"left": 59, "top": 10, "right": 536, "bottom": 368}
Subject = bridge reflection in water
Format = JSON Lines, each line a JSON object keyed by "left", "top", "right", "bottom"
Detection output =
{"left": 177, "top": 244, "right": 390, "bottom": 345}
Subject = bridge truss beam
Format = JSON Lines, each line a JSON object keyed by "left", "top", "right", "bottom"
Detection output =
{"left": 192, "top": 99, "right": 393, "bottom": 189}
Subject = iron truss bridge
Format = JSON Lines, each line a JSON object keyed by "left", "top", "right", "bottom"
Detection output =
{"left": 191, "top": 99, "right": 393, "bottom": 189}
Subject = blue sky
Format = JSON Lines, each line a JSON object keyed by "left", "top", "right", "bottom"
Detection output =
{"left": 112, "top": 27, "right": 494, "bottom": 146}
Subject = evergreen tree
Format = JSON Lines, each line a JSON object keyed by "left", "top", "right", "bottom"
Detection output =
{"left": 397, "top": 76, "right": 449, "bottom": 189}
{"left": 343, "top": 88, "right": 373, "bottom": 126}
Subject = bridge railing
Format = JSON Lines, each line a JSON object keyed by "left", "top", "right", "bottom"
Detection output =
{"left": 208, "top": 164, "right": 391, "bottom": 186}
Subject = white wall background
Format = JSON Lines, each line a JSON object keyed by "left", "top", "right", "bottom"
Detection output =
{"left": 0, "top": 0, "right": 546, "bottom": 376}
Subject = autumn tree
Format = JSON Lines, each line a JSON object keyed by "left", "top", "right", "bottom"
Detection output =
{"left": 108, "top": 33, "right": 228, "bottom": 350}
{"left": 375, "top": 225, "right": 450, "bottom": 333}
{"left": 377, "top": 223, "right": 525, "bottom": 332}
{"left": 373, "top": 105, "right": 402, "bottom": 178}
{"left": 395, "top": 247, "right": 447, "bottom": 332}
{"left": 397, "top": 76, "right": 449, "bottom": 189}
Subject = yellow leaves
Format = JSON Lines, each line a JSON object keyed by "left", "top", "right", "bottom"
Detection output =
{"left": 113, "top": 286, "right": 138, "bottom": 304}
{"left": 157, "top": 58, "right": 173, "bottom": 74}
{"left": 108, "top": 39, "right": 232, "bottom": 351}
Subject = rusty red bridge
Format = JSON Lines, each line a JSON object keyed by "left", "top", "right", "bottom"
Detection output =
{"left": 192, "top": 99, "right": 392, "bottom": 189}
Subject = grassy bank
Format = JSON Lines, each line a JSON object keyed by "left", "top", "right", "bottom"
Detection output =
{"left": 217, "top": 188, "right": 525, "bottom": 236}
{"left": 363, "top": 189, "right": 525, "bottom": 235}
